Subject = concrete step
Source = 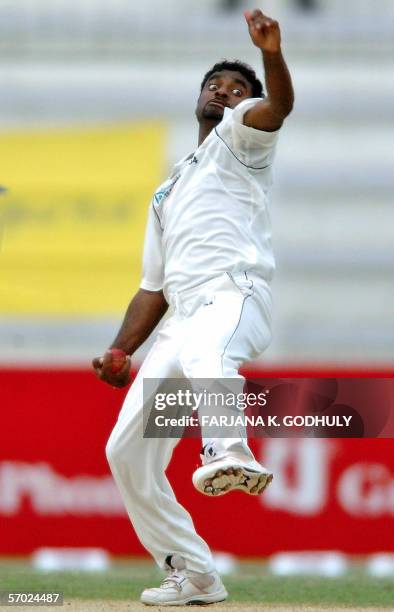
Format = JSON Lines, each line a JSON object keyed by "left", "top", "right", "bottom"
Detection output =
{"left": 0, "top": 61, "right": 393, "bottom": 127}
{"left": 272, "top": 194, "right": 394, "bottom": 270}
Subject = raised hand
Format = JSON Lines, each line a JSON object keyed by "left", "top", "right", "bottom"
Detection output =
{"left": 244, "top": 9, "right": 281, "bottom": 53}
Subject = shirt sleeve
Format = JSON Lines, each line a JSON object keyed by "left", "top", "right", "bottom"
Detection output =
{"left": 217, "top": 98, "right": 280, "bottom": 169}
{"left": 140, "top": 203, "right": 164, "bottom": 292}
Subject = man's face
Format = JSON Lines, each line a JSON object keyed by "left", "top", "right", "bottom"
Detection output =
{"left": 196, "top": 70, "right": 253, "bottom": 123}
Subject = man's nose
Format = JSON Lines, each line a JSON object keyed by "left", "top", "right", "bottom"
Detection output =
{"left": 215, "top": 87, "right": 228, "bottom": 98}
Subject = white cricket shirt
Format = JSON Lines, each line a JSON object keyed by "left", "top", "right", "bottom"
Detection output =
{"left": 140, "top": 97, "right": 280, "bottom": 301}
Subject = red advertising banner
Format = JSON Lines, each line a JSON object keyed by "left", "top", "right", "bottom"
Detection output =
{"left": 0, "top": 368, "right": 393, "bottom": 556}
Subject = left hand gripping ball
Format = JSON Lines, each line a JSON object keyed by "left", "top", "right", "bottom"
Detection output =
{"left": 109, "top": 348, "right": 128, "bottom": 373}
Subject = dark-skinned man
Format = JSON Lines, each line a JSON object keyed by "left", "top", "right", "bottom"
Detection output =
{"left": 93, "top": 8, "right": 294, "bottom": 606}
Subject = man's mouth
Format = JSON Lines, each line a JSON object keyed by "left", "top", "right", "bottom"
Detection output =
{"left": 207, "top": 100, "right": 226, "bottom": 109}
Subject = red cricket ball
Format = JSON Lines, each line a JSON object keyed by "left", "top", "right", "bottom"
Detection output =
{"left": 109, "top": 348, "right": 128, "bottom": 373}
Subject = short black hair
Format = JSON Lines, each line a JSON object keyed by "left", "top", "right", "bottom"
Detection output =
{"left": 200, "top": 60, "right": 264, "bottom": 98}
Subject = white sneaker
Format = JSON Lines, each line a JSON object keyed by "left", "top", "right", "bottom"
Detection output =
{"left": 192, "top": 452, "right": 273, "bottom": 497}
{"left": 140, "top": 568, "right": 228, "bottom": 606}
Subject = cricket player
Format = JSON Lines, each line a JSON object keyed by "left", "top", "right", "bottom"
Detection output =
{"left": 93, "top": 8, "right": 294, "bottom": 606}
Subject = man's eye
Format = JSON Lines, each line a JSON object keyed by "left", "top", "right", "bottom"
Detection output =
{"left": 232, "top": 88, "right": 242, "bottom": 96}
{"left": 208, "top": 83, "right": 218, "bottom": 91}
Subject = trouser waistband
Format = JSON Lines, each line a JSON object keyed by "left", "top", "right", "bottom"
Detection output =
{"left": 168, "top": 271, "right": 264, "bottom": 315}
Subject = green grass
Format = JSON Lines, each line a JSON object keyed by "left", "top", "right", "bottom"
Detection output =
{"left": 0, "top": 559, "right": 393, "bottom": 607}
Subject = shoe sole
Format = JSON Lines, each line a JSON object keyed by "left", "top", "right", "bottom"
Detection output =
{"left": 194, "top": 464, "right": 273, "bottom": 497}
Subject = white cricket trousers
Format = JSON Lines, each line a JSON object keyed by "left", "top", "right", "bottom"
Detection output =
{"left": 106, "top": 272, "right": 272, "bottom": 573}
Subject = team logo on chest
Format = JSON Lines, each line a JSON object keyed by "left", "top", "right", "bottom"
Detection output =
{"left": 153, "top": 173, "right": 181, "bottom": 208}
{"left": 152, "top": 173, "right": 182, "bottom": 228}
